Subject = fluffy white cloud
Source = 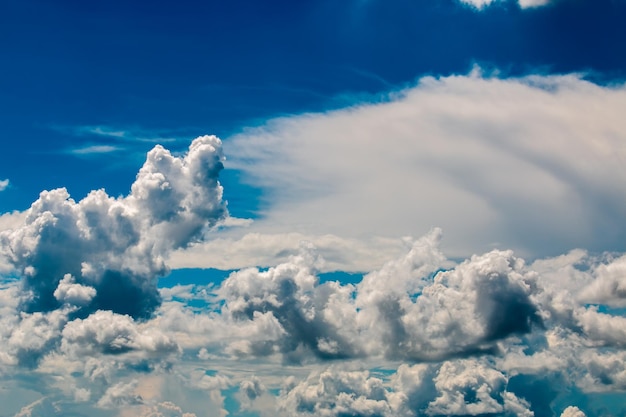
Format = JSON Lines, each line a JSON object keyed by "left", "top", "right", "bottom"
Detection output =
{"left": 278, "top": 367, "right": 392, "bottom": 417}
{"left": 2, "top": 229, "right": 626, "bottom": 415}
{"left": 214, "top": 230, "right": 541, "bottom": 363}
{"left": 578, "top": 254, "right": 626, "bottom": 307}
{"left": 278, "top": 360, "right": 532, "bottom": 417}
{"left": 53, "top": 274, "right": 96, "bottom": 306}
{"left": 0, "top": 136, "right": 227, "bottom": 320}
{"left": 561, "top": 406, "right": 587, "bottom": 417}
{"left": 0, "top": 179, "right": 8, "bottom": 192}
{"left": 61, "top": 310, "right": 179, "bottom": 357}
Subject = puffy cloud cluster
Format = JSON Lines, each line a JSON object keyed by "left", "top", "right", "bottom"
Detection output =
{"left": 0, "top": 135, "right": 227, "bottom": 320}
{"left": 217, "top": 229, "right": 541, "bottom": 363}
{"left": 277, "top": 360, "right": 533, "bottom": 417}
{"left": 1, "top": 228, "right": 626, "bottom": 415}
{"left": 2, "top": 119, "right": 626, "bottom": 415}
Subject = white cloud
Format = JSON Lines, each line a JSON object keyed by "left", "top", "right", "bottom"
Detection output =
{"left": 68, "top": 145, "right": 122, "bottom": 155}
{"left": 0, "top": 135, "right": 228, "bottom": 320}
{"left": 578, "top": 253, "right": 626, "bottom": 307}
{"left": 225, "top": 72, "right": 626, "bottom": 260}
{"left": 53, "top": 274, "right": 96, "bottom": 306}
{"left": 459, "top": 0, "right": 551, "bottom": 9}
{"left": 561, "top": 406, "right": 587, "bottom": 417}
{"left": 0, "top": 179, "right": 8, "bottom": 192}
{"left": 168, "top": 232, "right": 409, "bottom": 272}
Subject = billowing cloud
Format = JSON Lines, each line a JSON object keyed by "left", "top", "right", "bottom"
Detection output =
{"left": 278, "top": 360, "right": 532, "bottom": 417}
{"left": 215, "top": 230, "right": 541, "bottom": 363}
{"left": 2, "top": 226, "right": 626, "bottom": 415}
{"left": 0, "top": 136, "right": 227, "bottom": 320}
{"left": 561, "top": 406, "right": 587, "bottom": 417}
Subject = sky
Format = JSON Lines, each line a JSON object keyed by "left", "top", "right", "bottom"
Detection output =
{"left": 1, "top": 0, "right": 626, "bottom": 416}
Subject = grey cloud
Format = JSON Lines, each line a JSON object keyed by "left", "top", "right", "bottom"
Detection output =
{"left": 0, "top": 136, "right": 227, "bottom": 320}
{"left": 218, "top": 244, "right": 362, "bottom": 363}
{"left": 357, "top": 246, "right": 541, "bottom": 361}
{"left": 217, "top": 230, "right": 542, "bottom": 363}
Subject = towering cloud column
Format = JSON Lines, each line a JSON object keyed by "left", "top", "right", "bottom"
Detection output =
{"left": 0, "top": 135, "right": 228, "bottom": 319}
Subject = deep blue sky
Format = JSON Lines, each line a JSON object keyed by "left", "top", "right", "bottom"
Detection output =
{"left": 1, "top": 0, "right": 625, "bottom": 214}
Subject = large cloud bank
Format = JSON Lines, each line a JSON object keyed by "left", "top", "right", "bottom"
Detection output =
{"left": 0, "top": 135, "right": 227, "bottom": 320}
{"left": 2, "top": 73, "right": 626, "bottom": 416}
{"left": 2, "top": 227, "right": 626, "bottom": 415}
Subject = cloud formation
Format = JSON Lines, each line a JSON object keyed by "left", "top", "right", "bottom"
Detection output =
{"left": 2, "top": 71, "right": 626, "bottom": 415}
{"left": 0, "top": 179, "right": 8, "bottom": 192}
{"left": 224, "top": 72, "right": 626, "bottom": 263}
{"left": 1, "top": 225, "right": 626, "bottom": 415}
{"left": 0, "top": 135, "right": 227, "bottom": 320}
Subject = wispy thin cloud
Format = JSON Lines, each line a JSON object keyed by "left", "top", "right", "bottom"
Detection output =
{"left": 74, "top": 125, "right": 180, "bottom": 143}
{"left": 459, "top": 0, "right": 551, "bottom": 9}
{"left": 68, "top": 145, "right": 122, "bottom": 155}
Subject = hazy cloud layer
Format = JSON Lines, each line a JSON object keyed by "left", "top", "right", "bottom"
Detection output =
{"left": 224, "top": 72, "right": 626, "bottom": 263}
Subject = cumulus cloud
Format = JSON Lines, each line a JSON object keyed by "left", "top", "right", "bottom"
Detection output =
{"left": 561, "top": 406, "right": 587, "bottom": 417}
{"left": 53, "top": 274, "right": 96, "bottom": 306}
{"left": 278, "top": 360, "right": 532, "bottom": 417}
{"left": 218, "top": 243, "right": 362, "bottom": 362}
{"left": 0, "top": 179, "right": 8, "bottom": 192}
{"left": 355, "top": 230, "right": 541, "bottom": 361}
{"left": 0, "top": 136, "right": 227, "bottom": 320}
{"left": 2, "top": 227, "right": 626, "bottom": 415}
{"left": 61, "top": 310, "right": 179, "bottom": 357}
{"left": 578, "top": 253, "right": 626, "bottom": 307}
{"left": 215, "top": 229, "right": 541, "bottom": 363}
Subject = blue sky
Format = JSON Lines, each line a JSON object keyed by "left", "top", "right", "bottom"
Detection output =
{"left": 1, "top": 1, "right": 626, "bottom": 416}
